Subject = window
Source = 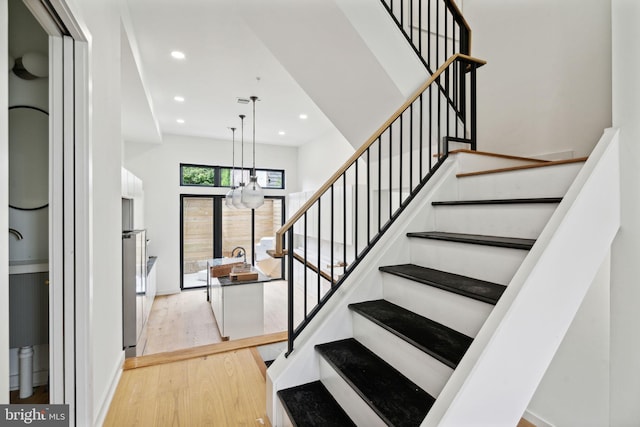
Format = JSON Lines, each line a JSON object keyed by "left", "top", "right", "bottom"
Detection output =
{"left": 181, "top": 165, "right": 216, "bottom": 186}
{"left": 181, "top": 163, "right": 285, "bottom": 189}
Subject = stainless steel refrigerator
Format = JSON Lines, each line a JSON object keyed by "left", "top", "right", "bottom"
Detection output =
{"left": 122, "top": 229, "right": 146, "bottom": 357}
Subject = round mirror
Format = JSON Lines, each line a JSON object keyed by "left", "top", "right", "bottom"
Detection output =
{"left": 9, "top": 106, "right": 48, "bottom": 210}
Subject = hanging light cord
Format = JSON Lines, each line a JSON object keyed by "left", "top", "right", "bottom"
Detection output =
{"left": 251, "top": 96, "right": 258, "bottom": 175}
{"left": 230, "top": 127, "right": 236, "bottom": 187}
{"left": 240, "top": 114, "right": 245, "bottom": 183}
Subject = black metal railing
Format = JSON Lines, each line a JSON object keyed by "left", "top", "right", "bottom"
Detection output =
{"left": 272, "top": 53, "right": 485, "bottom": 356}
{"left": 381, "top": 0, "right": 471, "bottom": 71}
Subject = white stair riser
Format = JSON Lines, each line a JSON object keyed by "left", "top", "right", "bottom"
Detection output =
{"left": 319, "top": 357, "right": 386, "bottom": 427}
{"left": 409, "top": 238, "right": 528, "bottom": 285}
{"left": 456, "top": 163, "right": 583, "bottom": 200}
{"left": 433, "top": 203, "right": 557, "bottom": 239}
{"left": 455, "top": 152, "right": 548, "bottom": 175}
{"left": 352, "top": 312, "right": 453, "bottom": 397}
{"left": 382, "top": 274, "right": 493, "bottom": 337}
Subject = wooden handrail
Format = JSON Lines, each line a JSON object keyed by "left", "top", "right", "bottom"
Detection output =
{"left": 272, "top": 53, "right": 486, "bottom": 256}
{"left": 444, "top": 0, "right": 473, "bottom": 52}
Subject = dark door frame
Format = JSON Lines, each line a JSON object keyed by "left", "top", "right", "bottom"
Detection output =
{"left": 179, "top": 194, "right": 285, "bottom": 290}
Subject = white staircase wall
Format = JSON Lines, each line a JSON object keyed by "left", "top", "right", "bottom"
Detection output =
{"left": 241, "top": 0, "right": 426, "bottom": 149}
{"left": 424, "top": 128, "right": 621, "bottom": 427}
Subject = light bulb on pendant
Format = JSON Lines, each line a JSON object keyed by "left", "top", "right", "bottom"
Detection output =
{"left": 232, "top": 114, "right": 247, "bottom": 208}
{"left": 225, "top": 127, "right": 236, "bottom": 208}
{"left": 242, "top": 96, "right": 264, "bottom": 209}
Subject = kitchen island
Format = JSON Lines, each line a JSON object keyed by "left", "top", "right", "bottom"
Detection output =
{"left": 207, "top": 262, "right": 271, "bottom": 340}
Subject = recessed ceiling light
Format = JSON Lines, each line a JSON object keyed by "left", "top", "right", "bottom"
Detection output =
{"left": 278, "top": 131, "right": 286, "bottom": 136}
{"left": 174, "top": 96, "right": 185, "bottom": 102}
{"left": 299, "top": 114, "right": 308, "bottom": 120}
{"left": 176, "top": 118, "right": 185, "bottom": 124}
{"left": 171, "top": 51, "right": 186, "bottom": 60}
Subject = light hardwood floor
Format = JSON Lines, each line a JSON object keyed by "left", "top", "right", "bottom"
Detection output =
{"left": 104, "top": 348, "right": 271, "bottom": 426}
{"left": 140, "top": 281, "right": 288, "bottom": 356}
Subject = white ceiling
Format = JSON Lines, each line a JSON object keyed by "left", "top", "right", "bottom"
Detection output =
{"left": 122, "top": 0, "right": 339, "bottom": 147}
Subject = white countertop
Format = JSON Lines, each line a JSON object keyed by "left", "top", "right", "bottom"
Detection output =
{"left": 9, "top": 260, "right": 49, "bottom": 275}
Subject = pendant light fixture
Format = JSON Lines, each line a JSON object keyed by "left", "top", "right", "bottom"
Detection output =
{"left": 224, "top": 127, "right": 236, "bottom": 208}
{"left": 232, "top": 115, "right": 246, "bottom": 208}
{"left": 241, "top": 96, "right": 264, "bottom": 209}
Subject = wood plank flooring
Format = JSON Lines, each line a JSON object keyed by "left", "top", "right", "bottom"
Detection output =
{"left": 104, "top": 348, "right": 271, "bottom": 427}
{"left": 141, "top": 281, "right": 288, "bottom": 356}
{"left": 139, "top": 289, "right": 222, "bottom": 355}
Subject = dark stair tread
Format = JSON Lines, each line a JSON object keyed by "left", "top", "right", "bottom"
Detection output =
{"left": 407, "top": 231, "right": 535, "bottom": 250}
{"left": 432, "top": 197, "right": 562, "bottom": 206}
{"left": 278, "top": 381, "right": 356, "bottom": 427}
{"left": 379, "top": 264, "right": 506, "bottom": 305}
{"left": 349, "top": 299, "right": 473, "bottom": 369}
{"left": 316, "top": 338, "right": 434, "bottom": 426}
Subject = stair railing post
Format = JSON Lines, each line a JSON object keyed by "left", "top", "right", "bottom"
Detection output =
{"left": 470, "top": 62, "right": 478, "bottom": 150}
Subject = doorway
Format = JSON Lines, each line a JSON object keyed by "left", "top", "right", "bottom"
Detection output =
{"left": 180, "top": 195, "right": 284, "bottom": 290}
{"left": 3, "top": 0, "right": 90, "bottom": 422}
{"left": 7, "top": 0, "right": 51, "bottom": 405}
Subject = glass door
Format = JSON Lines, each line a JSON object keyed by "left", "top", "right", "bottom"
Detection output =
{"left": 181, "top": 196, "right": 284, "bottom": 289}
{"left": 181, "top": 196, "right": 215, "bottom": 289}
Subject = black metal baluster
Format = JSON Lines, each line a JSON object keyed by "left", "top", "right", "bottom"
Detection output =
{"left": 418, "top": 0, "right": 422, "bottom": 54}
{"left": 400, "top": 0, "right": 403, "bottom": 34}
{"left": 409, "top": 0, "right": 413, "bottom": 43}
{"left": 436, "top": 0, "right": 439, "bottom": 66}
{"left": 429, "top": 85, "right": 433, "bottom": 166}
{"left": 399, "top": 114, "right": 403, "bottom": 207}
{"left": 470, "top": 62, "right": 477, "bottom": 150}
{"left": 419, "top": 94, "right": 423, "bottom": 178}
{"left": 409, "top": 104, "right": 413, "bottom": 192}
{"left": 317, "top": 199, "right": 321, "bottom": 303}
{"left": 330, "top": 184, "right": 334, "bottom": 286}
{"left": 287, "top": 230, "right": 294, "bottom": 356}
{"left": 427, "top": 0, "right": 431, "bottom": 66}
{"left": 389, "top": 126, "right": 393, "bottom": 221}
{"left": 377, "top": 137, "right": 382, "bottom": 232}
{"left": 304, "top": 212, "right": 307, "bottom": 317}
{"left": 355, "top": 160, "right": 359, "bottom": 258}
{"left": 367, "top": 147, "right": 371, "bottom": 244}
{"left": 343, "top": 173, "right": 346, "bottom": 273}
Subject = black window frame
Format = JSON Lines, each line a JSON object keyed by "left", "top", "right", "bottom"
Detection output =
{"left": 180, "top": 163, "right": 285, "bottom": 190}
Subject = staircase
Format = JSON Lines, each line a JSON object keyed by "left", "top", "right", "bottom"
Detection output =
{"left": 265, "top": 0, "right": 621, "bottom": 424}
{"left": 274, "top": 152, "right": 588, "bottom": 426}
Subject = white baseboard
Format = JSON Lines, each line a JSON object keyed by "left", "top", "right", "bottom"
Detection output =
{"left": 524, "top": 409, "right": 555, "bottom": 427}
{"left": 93, "top": 351, "right": 125, "bottom": 427}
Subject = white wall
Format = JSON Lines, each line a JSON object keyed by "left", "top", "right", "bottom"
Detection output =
{"left": 297, "top": 128, "right": 354, "bottom": 192}
{"left": 611, "top": 0, "right": 640, "bottom": 424}
{"left": 527, "top": 255, "right": 610, "bottom": 427}
{"left": 124, "top": 134, "right": 298, "bottom": 295}
{"left": 64, "top": 0, "right": 124, "bottom": 422}
{"left": 462, "top": 0, "right": 612, "bottom": 158}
